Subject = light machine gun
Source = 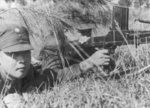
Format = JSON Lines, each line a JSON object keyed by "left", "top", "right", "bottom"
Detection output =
{"left": 67, "top": 29, "right": 150, "bottom": 71}
{"left": 65, "top": 5, "right": 150, "bottom": 73}
{"left": 83, "top": 29, "right": 150, "bottom": 50}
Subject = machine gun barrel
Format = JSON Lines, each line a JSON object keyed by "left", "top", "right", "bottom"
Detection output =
{"left": 81, "top": 30, "right": 150, "bottom": 48}
{"left": 66, "top": 30, "right": 150, "bottom": 71}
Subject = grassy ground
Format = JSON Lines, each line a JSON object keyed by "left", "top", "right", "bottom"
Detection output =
{"left": 1, "top": 44, "right": 150, "bottom": 108}
{"left": 1, "top": 1, "right": 150, "bottom": 108}
{"left": 129, "top": 6, "right": 150, "bottom": 31}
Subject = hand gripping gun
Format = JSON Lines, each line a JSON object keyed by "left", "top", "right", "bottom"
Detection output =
{"left": 67, "top": 22, "right": 150, "bottom": 72}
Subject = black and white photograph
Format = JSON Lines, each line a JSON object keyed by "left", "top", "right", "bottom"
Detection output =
{"left": 0, "top": 0, "right": 150, "bottom": 108}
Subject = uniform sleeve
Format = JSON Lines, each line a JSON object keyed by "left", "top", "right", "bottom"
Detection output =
{"left": 55, "top": 63, "right": 83, "bottom": 83}
{"left": 40, "top": 47, "right": 83, "bottom": 83}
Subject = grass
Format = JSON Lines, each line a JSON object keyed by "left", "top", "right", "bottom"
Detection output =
{"left": 1, "top": 1, "right": 150, "bottom": 108}
{"left": 1, "top": 44, "right": 150, "bottom": 108}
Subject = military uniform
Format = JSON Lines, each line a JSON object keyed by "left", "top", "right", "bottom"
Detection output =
{"left": 1, "top": 63, "right": 82, "bottom": 94}
{"left": 0, "top": 24, "right": 83, "bottom": 95}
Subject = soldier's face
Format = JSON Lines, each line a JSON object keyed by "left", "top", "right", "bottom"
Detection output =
{"left": 0, "top": 51, "right": 31, "bottom": 80}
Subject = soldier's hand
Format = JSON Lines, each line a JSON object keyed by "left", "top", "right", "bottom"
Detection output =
{"left": 79, "top": 49, "right": 110, "bottom": 72}
{"left": 89, "top": 49, "right": 110, "bottom": 65}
